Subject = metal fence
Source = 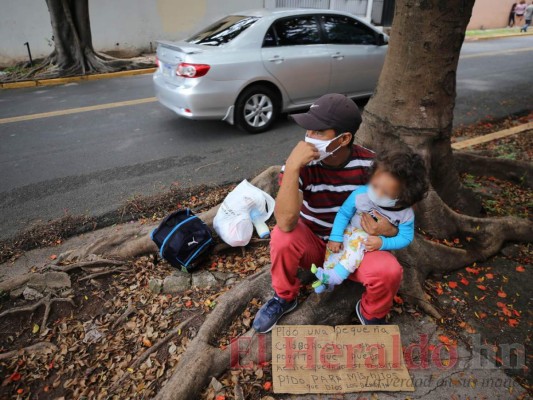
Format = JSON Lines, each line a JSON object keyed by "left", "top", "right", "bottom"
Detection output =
{"left": 329, "top": 0, "right": 369, "bottom": 16}
{"left": 275, "top": 0, "right": 330, "bottom": 8}
{"left": 269, "top": 0, "right": 370, "bottom": 17}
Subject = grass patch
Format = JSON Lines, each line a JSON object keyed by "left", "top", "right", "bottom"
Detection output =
{"left": 465, "top": 27, "right": 524, "bottom": 37}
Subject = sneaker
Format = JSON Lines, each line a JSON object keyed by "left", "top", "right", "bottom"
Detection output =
{"left": 355, "top": 299, "right": 386, "bottom": 325}
{"left": 252, "top": 295, "right": 298, "bottom": 333}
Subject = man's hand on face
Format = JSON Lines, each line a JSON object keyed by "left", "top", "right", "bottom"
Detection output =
{"left": 285, "top": 141, "right": 319, "bottom": 171}
{"left": 327, "top": 241, "right": 343, "bottom": 253}
{"left": 360, "top": 212, "right": 398, "bottom": 237}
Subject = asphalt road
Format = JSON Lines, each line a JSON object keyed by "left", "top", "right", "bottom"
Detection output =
{"left": 1, "top": 36, "right": 532, "bottom": 240}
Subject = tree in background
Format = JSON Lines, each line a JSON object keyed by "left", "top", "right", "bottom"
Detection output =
{"left": 12, "top": 0, "right": 148, "bottom": 79}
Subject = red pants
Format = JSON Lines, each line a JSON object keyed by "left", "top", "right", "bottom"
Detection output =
{"left": 270, "top": 220, "right": 403, "bottom": 320}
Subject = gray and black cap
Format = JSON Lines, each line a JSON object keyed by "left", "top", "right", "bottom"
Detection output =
{"left": 290, "top": 93, "right": 362, "bottom": 134}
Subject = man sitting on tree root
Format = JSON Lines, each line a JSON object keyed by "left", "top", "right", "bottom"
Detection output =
{"left": 252, "top": 93, "right": 402, "bottom": 333}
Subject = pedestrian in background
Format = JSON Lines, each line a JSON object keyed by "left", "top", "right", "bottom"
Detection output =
{"left": 508, "top": 3, "right": 517, "bottom": 27}
{"left": 520, "top": 1, "right": 533, "bottom": 32}
{"left": 515, "top": 0, "right": 528, "bottom": 26}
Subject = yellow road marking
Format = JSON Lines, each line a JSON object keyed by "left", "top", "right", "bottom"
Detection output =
{"left": 452, "top": 122, "right": 532, "bottom": 149}
{"left": 461, "top": 46, "right": 533, "bottom": 59}
{"left": 0, "top": 97, "right": 157, "bottom": 125}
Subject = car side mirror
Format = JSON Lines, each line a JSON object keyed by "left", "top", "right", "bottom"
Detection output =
{"left": 376, "top": 33, "right": 388, "bottom": 46}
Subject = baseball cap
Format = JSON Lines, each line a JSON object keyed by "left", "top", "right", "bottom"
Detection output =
{"left": 290, "top": 93, "right": 362, "bottom": 134}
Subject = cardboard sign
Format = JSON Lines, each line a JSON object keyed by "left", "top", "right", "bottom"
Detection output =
{"left": 272, "top": 325, "right": 414, "bottom": 394}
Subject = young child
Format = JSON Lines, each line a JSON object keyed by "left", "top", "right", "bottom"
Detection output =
{"left": 311, "top": 149, "right": 428, "bottom": 293}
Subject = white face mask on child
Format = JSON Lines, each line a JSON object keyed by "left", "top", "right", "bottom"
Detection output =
{"left": 304, "top": 135, "right": 342, "bottom": 162}
{"left": 367, "top": 185, "right": 398, "bottom": 208}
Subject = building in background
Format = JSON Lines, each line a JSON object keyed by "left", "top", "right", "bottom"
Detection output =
{"left": 0, "top": 0, "right": 521, "bottom": 66}
{"left": 368, "top": 0, "right": 520, "bottom": 30}
{"left": 467, "top": 0, "right": 519, "bottom": 30}
{"left": 1, "top": 0, "right": 379, "bottom": 66}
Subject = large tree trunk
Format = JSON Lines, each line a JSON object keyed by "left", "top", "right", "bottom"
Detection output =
{"left": 31, "top": 0, "right": 148, "bottom": 78}
{"left": 357, "top": 0, "right": 482, "bottom": 214}
{"left": 354, "top": 0, "right": 532, "bottom": 317}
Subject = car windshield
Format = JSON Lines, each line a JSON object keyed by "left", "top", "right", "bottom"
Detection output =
{"left": 186, "top": 16, "right": 259, "bottom": 46}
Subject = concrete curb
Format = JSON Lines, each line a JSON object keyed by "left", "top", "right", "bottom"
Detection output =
{"left": 452, "top": 121, "right": 533, "bottom": 149}
{"left": 465, "top": 31, "right": 533, "bottom": 41}
{"left": 0, "top": 67, "right": 156, "bottom": 90}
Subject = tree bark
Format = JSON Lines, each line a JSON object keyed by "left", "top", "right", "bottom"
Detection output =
{"left": 454, "top": 151, "right": 533, "bottom": 188}
{"left": 37, "top": 0, "right": 148, "bottom": 77}
{"left": 357, "top": 0, "right": 480, "bottom": 214}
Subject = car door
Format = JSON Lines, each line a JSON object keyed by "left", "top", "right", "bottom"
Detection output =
{"left": 261, "top": 15, "right": 331, "bottom": 105}
{"left": 321, "top": 14, "right": 387, "bottom": 96}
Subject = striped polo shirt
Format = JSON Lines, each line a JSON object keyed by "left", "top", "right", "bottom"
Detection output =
{"left": 280, "top": 144, "right": 375, "bottom": 240}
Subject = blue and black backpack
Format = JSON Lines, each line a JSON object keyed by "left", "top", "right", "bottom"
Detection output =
{"left": 150, "top": 209, "right": 213, "bottom": 272}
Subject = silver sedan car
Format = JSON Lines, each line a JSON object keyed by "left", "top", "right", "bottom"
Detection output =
{"left": 153, "top": 8, "right": 388, "bottom": 133}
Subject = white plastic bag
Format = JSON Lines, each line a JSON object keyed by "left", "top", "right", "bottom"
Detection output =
{"left": 213, "top": 180, "right": 275, "bottom": 247}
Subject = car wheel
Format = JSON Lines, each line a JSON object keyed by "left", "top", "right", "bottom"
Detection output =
{"left": 235, "top": 85, "right": 280, "bottom": 133}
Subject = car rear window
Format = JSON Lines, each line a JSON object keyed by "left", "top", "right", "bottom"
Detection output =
{"left": 322, "top": 15, "right": 377, "bottom": 45}
{"left": 186, "top": 16, "right": 259, "bottom": 46}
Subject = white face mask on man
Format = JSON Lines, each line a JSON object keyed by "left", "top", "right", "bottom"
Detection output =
{"left": 304, "top": 134, "right": 343, "bottom": 162}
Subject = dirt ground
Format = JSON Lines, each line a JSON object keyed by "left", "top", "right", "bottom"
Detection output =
{"left": 0, "top": 118, "right": 531, "bottom": 399}
{"left": 0, "top": 245, "right": 272, "bottom": 399}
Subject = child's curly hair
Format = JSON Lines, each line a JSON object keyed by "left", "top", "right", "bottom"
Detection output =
{"left": 368, "top": 149, "right": 429, "bottom": 207}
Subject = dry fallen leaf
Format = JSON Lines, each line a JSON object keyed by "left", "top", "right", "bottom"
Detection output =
{"left": 508, "top": 319, "right": 519, "bottom": 327}
{"left": 393, "top": 295, "right": 403, "bottom": 304}
{"left": 438, "top": 335, "right": 455, "bottom": 346}
{"left": 9, "top": 372, "right": 22, "bottom": 382}
{"left": 465, "top": 267, "right": 479, "bottom": 275}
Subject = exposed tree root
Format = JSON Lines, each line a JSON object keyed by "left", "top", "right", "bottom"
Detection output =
{"left": 0, "top": 52, "right": 152, "bottom": 83}
{"left": 0, "top": 259, "right": 125, "bottom": 295}
{"left": 454, "top": 151, "right": 533, "bottom": 188}
{"left": 154, "top": 267, "right": 362, "bottom": 400}
{"left": 111, "top": 300, "right": 136, "bottom": 331}
{"left": 0, "top": 274, "right": 33, "bottom": 294}
{"left": 394, "top": 189, "right": 533, "bottom": 318}
{"left": 109, "top": 315, "right": 198, "bottom": 394}
{"left": 50, "top": 258, "right": 125, "bottom": 273}
{"left": 0, "top": 294, "right": 75, "bottom": 328}
{"left": 0, "top": 341, "right": 58, "bottom": 361}
{"left": 78, "top": 267, "right": 129, "bottom": 282}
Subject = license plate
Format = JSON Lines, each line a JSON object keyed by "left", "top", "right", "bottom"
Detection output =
{"left": 162, "top": 63, "right": 174, "bottom": 78}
